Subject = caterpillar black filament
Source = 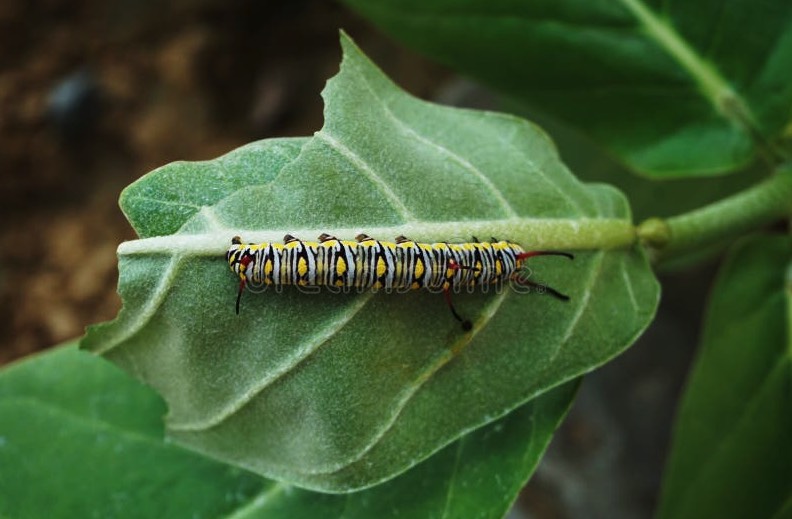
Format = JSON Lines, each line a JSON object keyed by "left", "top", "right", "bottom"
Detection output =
{"left": 227, "top": 234, "right": 573, "bottom": 331}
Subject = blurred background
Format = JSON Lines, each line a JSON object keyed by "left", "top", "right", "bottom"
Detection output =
{"left": 0, "top": 1, "right": 710, "bottom": 517}
{"left": 0, "top": 0, "right": 450, "bottom": 364}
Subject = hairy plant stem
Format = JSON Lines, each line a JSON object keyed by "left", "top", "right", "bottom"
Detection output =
{"left": 638, "top": 165, "right": 792, "bottom": 261}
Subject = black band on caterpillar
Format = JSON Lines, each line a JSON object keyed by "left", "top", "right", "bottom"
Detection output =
{"left": 227, "top": 234, "right": 573, "bottom": 330}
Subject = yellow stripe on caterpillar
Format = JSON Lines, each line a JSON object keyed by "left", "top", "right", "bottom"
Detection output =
{"left": 227, "top": 233, "right": 574, "bottom": 331}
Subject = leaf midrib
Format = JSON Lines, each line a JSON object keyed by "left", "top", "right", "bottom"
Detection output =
{"left": 116, "top": 218, "right": 636, "bottom": 257}
{"left": 668, "top": 285, "right": 791, "bottom": 516}
{"left": 672, "top": 356, "right": 791, "bottom": 518}
{"left": 0, "top": 395, "right": 163, "bottom": 449}
{"left": 617, "top": 0, "right": 756, "bottom": 131}
{"left": 362, "top": 0, "right": 758, "bottom": 138}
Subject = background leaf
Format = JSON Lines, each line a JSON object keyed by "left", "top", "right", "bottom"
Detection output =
{"left": 0, "top": 344, "right": 262, "bottom": 519}
{"left": 342, "top": 0, "right": 792, "bottom": 177}
{"left": 657, "top": 235, "right": 792, "bottom": 518}
{"left": 511, "top": 103, "right": 770, "bottom": 221}
{"left": 81, "top": 34, "right": 659, "bottom": 491}
{"left": 0, "top": 343, "right": 578, "bottom": 519}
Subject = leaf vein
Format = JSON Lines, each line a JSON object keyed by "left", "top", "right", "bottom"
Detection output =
{"left": 93, "top": 255, "right": 183, "bottom": 355}
{"left": 221, "top": 482, "right": 288, "bottom": 519}
{"left": 196, "top": 206, "right": 230, "bottom": 232}
{"left": 169, "top": 293, "right": 374, "bottom": 431}
{"left": 440, "top": 438, "right": 466, "bottom": 519}
{"left": 125, "top": 195, "right": 204, "bottom": 210}
{"left": 559, "top": 251, "right": 605, "bottom": 346}
{"left": 352, "top": 64, "right": 518, "bottom": 218}
{"left": 500, "top": 122, "right": 589, "bottom": 214}
{"left": 315, "top": 131, "right": 415, "bottom": 222}
{"left": 617, "top": 0, "right": 757, "bottom": 132}
{"left": 329, "top": 291, "right": 511, "bottom": 474}
{"left": 674, "top": 357, "right": 790, "bottom": 516}
{"left": 0, "top": 395, "right": 164, "bottom": 449}
{"left": 621, "top": 261, "right": 639, "bottom": 311}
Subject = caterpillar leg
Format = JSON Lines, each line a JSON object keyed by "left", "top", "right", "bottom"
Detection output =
{"left": 448, "top": 259, "right": 479, "bottom": 272}
{"left": 443, "top": 287, "right": 472, "bottom": 331}
{"left": 235, "top": 255, "right": 253, "bottom": 314}
{"left": 512, "top": 275, "right": 570, "bottom": 301}
{"left": 513, "top": 250, "right": 573, "bottom": 301}
{"left": 444, "top": 260, "right": 472, "bottom": 330}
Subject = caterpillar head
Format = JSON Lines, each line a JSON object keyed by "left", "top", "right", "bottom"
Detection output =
{"left": 227, "top": 236, "right": 253, "bottom": 314}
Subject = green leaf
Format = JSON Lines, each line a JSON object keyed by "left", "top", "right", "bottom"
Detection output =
{"left": 657, "top": 235, "right": 792, "bottom": 519}
{"left": 342, "top": 0, "right": 792, "bottom": 177}
{"left": 0, "top": 343, "right": 579, "bottom": 519}
{"left": 506, "top": 101, "right": 775, "bottom": 270}
{"left": 517, "top": 105, "right": 770, "bottom": 221}
{"left": 0, "top": 344, "right": 263, "bottom": 519}
{"left": 81, "top": 33, "right": 659, "bottom": 491}
{"left": 122, "top": 137, "right": 307, "bottom": 238}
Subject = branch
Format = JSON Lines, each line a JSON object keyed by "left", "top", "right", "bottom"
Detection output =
{"left": 638, "top": 165, "right": 792, "bottom": 261}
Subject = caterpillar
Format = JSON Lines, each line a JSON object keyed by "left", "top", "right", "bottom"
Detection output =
{"left": 227, "top": 234, "right": 573, "bottom": 330}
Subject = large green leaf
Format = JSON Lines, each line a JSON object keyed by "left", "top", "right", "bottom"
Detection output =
{"left": 0, "top": 343, "right": 578, "bottom": 519}
{"left": 81, "top": 34, "right": 659, "bottom": 491}
{"left": 119, "top": 137, "right": 307, "bottom": 239}
{"left": 657, "top": 235, "right": 792, "bottom": 518}
{"left": 342, "top": 0, "right": 792, "bottom": 177}
{"left": 512, "top": 103, "right": 770, "bottom": 222}
{"left": 0, "top": 344, "right": 261, "bottom": 519}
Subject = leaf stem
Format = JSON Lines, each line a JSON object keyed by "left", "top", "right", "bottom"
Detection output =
{"left": 617, "top": 0, "right": 757, "bottom": 135}
{"left": 638, "top": 165, "right": 792, "bottom": 259}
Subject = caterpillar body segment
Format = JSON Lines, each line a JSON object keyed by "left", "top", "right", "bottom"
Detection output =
{"left": 227, "top": 234, "right": 572, "bottom": 330}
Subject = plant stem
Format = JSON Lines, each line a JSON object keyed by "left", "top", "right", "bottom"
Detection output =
{"left": 638, "top": 165, "right": 792, "bottom": 260}
{"left": 617, "top": 0, "right": 756, "bottom": 134}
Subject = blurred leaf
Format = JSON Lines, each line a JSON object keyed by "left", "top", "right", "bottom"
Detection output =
{"left": 507, "top": 100, "right": 769, "bottom": 222}
{"left": 539, "top": 111, "right": 770, "bottom": 270}
{"left": 0, "top": 344, "right": 263, "bottom": 519}
{"left": 81, "top": 33, "right": 659, "bottom": 491}
{"left": 343, "top": 0, "right": 792, "bottom": 177}
{"left": 657, "top": 235, "right": 792, "bottom": 518}
{"left": 0, "top": 344, "right": 579, "bottom": 519}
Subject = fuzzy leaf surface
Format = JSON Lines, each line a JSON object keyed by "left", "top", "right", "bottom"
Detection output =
{"left": 81, "top": 34, "right": 659, "bottom": 491}
{"left": 0, "top": 344, "right": 578, "bottom": 519}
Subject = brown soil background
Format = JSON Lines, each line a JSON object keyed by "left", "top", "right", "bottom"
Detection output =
{"left": 0, "top": 0, "right": 447, "bottom": 364}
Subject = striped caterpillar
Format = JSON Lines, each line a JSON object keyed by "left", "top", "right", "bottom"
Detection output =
{"left": 227, "top": 234, "right": 573, "bottom": 330}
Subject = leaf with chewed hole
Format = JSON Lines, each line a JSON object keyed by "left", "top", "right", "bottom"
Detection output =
{"left": 81, "top": 33, "right": 659, "bottom": 492}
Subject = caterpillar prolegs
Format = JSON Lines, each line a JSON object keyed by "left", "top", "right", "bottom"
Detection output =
{"left": 227, "top": 234, "right": 573, "bottom": 331}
